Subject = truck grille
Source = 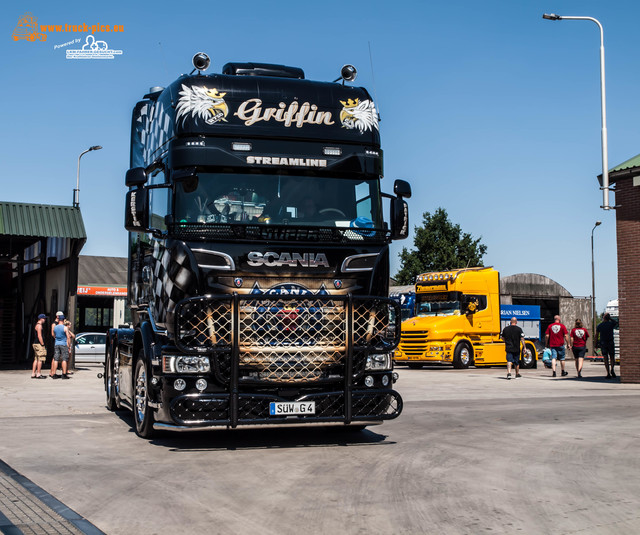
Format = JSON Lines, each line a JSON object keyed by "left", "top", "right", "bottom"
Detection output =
{"left": 174, "top": 295, "right": 400, "bottom": 383}
{"left": 399, "top": 330, "right": 428, "bottom": 356}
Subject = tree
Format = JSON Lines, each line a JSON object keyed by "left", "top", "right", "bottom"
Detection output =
{"left": 394, "top": 208, "right": 487, "bottom": 284}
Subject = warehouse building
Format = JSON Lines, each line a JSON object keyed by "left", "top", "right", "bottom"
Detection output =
{"left": 0, "top": 202, "right": 85, "bottom": 367}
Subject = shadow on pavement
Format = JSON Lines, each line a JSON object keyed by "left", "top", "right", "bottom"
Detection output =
{"left": 572, "top": 376, "right": 620, "bottom": 384}
{"left": 112, "top": 408, "right": 392, "bottom": 451}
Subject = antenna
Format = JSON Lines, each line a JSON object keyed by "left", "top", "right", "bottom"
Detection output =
{"left": 456, "top": 258, "right": 473, "bottom": 284}
{"left": 368, "top": 41, "right": 380, "bottom": 119}
{"left": 158, "top": 41, "right": 175, "bottom": 105}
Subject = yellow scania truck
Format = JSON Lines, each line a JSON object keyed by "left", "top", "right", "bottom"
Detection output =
{"left": 393, "top": 267, "right": 537, "bottom": 369}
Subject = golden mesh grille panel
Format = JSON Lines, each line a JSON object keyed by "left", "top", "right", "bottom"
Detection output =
{"left": 178, "top": 300, "right": 232, "bottom": 348}
{"left": 353, "top": 301, "right": 396, "bottom": 348}
{"left": 238, "top": 299, "right": 345, "bottom": 382}
{"left": 176, "top": 296, "right": 400, "bottom": 383}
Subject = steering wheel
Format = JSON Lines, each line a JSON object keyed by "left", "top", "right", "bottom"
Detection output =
{"left": 319, "top": 208, "right": 346, "bottom": 218}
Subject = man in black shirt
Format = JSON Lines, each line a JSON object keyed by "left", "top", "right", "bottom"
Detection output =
{"left": 596, "top": 313, "right": 617, "bottom": 379}
{"left": 501, "top": 316, "right": 524, "bottom": 380}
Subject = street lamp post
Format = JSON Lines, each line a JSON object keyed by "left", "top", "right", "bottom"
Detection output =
{"left": 591, "top": 221, "right": 602, "bottom": 353}
{"left": 74, "top": 145, "right": 102, "bottom": 208}
{"left": 542, "top": 14, "right": 611, "bottom": 211}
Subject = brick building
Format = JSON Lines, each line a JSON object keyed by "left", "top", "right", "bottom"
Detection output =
{"left": 600, "top": 154, "right": 640, "bottom": 383}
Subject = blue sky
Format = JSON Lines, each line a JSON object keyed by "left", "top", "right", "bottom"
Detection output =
{"left": 3, "top": 0, "right": 638, "bottom": 314}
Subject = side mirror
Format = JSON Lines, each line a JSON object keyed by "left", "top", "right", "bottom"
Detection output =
{"left": 390, "top": 197, "right": 409, "bottom": 240}
{"left": 394, "top": 179, "right": 412, "bottom": 199}
{"left": 125, "top": 167, "right": 147, "bottom": 188}
{"left": 124, "top": 187, "right": 149, "bottom": 232}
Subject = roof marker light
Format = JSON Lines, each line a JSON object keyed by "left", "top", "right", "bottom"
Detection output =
{"left": 323, "top": 147, "right": 342, "bottom": 156}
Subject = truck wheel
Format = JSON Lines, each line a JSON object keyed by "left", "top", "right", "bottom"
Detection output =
{"left": 407, "top": 363, "right": 424, "bottom": 369}
{"left": 453, "top": 342, "right": 472, "bottom": 369}
{"left": 105, "top": 346, "right": 116, "bottom": 411}
{"left": 521, "top": 342, "right": 537, "bottom": 369}
{"left": 134, "top": 354, "right": 155, "bottom": 438}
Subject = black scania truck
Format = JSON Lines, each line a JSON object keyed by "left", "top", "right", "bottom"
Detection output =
{"left": 106, "top": 53, "right": 411, "bottom": 438}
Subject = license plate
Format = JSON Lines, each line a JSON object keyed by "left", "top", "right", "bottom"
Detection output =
{"left": 269, "top": 401, "right": 315, "bottom": 416}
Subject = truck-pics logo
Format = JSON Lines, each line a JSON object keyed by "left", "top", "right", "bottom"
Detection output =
{"left": 12, "top": 13, "right": 46, "bottom": 42}
{"left": 340, "top": 98, "right": 379, "bottom": 133}
{"left": 247, "top": 252, "right": 330, "bottom": 268}
{"left": 176, "top": 85, "right": 229, "bottom": 125}
{"left": 12, "top": 12, "right": 124, "bottom": 44}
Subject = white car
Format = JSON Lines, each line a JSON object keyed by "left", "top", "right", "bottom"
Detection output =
{"left": 74, "top": 332, "right": 107, "bottom": 363}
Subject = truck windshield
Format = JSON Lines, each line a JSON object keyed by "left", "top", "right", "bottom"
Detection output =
{"left": 174, "top": 171, "right": 382, "bottom": 229}
{"left": 416, "top": 297, "right": 461, "bottom": 317}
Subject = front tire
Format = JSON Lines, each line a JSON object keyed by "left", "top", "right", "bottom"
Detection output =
{"left": 453, "top": 342, "right": 472, "bottom": 369}
{"left": 105, "top": 346, "right": 116, "bottom": 411}
{"left": 134, "top": 354, "right": 154, "bottom": 439}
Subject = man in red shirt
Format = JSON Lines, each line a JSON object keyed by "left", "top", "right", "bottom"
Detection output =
{"left": 545, "top": 315, "right": 570, "bottom": 378}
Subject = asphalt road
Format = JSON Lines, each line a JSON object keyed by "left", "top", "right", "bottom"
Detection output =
{"left": 1, "top": 361, "right": 639, "bottom": 535}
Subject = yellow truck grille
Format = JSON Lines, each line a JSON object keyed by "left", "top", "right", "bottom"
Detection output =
{"left": 399, "top": 331, "right": 428, "bottom": 356}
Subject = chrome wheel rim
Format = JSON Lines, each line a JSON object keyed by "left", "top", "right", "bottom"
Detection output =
{"left": 106, "top": 353, "right": 113, "bottom": 399}
{"left": 523, "top": 348, "right": 534, "bottom": 366}
{"left": 460, "top": 347, "right": 470, "bottom": 366}
{"left": 135, "top": 365, "right": 147, "bottom": 424}
{"left": 114, "top": 349, "right": 120, "bottom": 396}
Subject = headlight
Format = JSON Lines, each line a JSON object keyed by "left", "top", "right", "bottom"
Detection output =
{"left": 163, "top": 355, "right": 211, "bottom": 374}
{"left": 365, "top": 353, "right": 392, "bottom": 371}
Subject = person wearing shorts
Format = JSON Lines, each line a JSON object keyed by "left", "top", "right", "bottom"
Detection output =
{"left": 31, "top": 314, "right": 47, "bottom": 379}
{"left": 501, "top": 316, "right": 524, "bottom": 380}
{"left": 569, "top": 318, "right": 589, "bottom": 378}
{"left": 545, "top": 315, "right": 570, "bottom": 378}
{"left": 50, "top": 311, "right": 71, "bottom": 379}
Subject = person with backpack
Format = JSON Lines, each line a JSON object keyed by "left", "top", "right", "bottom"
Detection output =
{"left": 545, "top": 315, "right": 570, "bottom": 378}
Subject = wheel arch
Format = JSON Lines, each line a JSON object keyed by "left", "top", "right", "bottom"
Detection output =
{"left": 452, "top": 337, "right": 474, "bottom": 368}
{"left": 135, "top": 321, "right": 155, "bottom": 367}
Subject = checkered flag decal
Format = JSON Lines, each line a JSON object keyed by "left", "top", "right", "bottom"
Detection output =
{"left": 150, "top": 241, "right": 198, "bottom": 334}
{"left": 137, "top": 100, "right": 174, "bottom": 168}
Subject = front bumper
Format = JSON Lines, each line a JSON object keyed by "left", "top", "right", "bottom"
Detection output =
{"left": 157, "top": 388, "right": 402, "bottom": 427}
{"left": 394, "top": 349, "right": 452, "bottom": 365}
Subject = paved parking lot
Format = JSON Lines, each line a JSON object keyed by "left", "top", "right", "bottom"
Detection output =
{"left": 0, "top": 361, "right": 639, "bottom": 534}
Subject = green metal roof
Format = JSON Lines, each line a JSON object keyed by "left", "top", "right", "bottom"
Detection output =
{"left": 0, "top": 202, "right": 86, "bottom": 239}
{"left": 610, "top": 153, "right": 640, "bottom": 173}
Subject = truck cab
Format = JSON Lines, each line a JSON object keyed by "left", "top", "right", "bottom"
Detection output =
{"left": 105, "top": 55, "right": 411, "bottom": 437}
{"left": 394, "top": 267, "right": 537, "bottom": 369}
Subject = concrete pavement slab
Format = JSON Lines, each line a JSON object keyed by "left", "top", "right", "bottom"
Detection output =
{"left": 0, "top": 361, "right": 638, "bottom": 534}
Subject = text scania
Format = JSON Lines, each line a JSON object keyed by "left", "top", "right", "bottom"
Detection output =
{"left": 247, "top": 252, "right": 330, "bottom": 268}
{"left": 235, "top": 99, "right": 335, "bottom": 127}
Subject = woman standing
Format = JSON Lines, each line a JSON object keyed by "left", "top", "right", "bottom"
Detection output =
{"left": 570, "top": 319, "right": 589, "bottom": 378}
{"left": 64, "top": 319, "right": 76, "bottom": 374}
